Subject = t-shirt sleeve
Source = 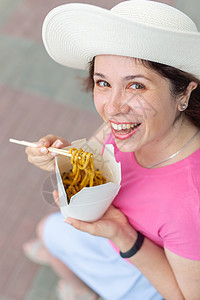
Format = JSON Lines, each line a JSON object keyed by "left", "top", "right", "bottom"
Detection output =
{"left": 160, "top": 190, "right": 200, "bottom": 260}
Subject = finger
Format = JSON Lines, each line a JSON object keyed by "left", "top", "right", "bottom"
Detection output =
{"left": 64, "top": 218, "right": 96, "bottom": 235}
{"left": 39, "top": 135, "right": 70, "bottom": 148}
{"left": 39, "top": 134, "right": 58, "bottom": 148}
{"left": 51, "top": 139, "right": 64, "bottom": 148}
{"left": 50, "top": 139, "right": 64, "bottom": 157}
{"left": 26, "top": 144, "right": 53, "bottom": 156}
{"left": 47, "top": 138, "right": 71, "bottom": 157}
{"left": 27, "top": 153, "right": 54, "bottom": 165}
{"left": 26, "top": 135, "right": 70, "bottom": 156}
{"left": 56, "top": 138, "right": 71, "bottom": 148}
{"left": 25, "top": 145, "right": 49, "bottom": 157}
{"left": 53, "top": 190, "right": 60, "bottom": 207}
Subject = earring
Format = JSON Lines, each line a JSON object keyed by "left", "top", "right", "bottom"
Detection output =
{"left": 181, "top": 103, "right": 187, "bottom": 111}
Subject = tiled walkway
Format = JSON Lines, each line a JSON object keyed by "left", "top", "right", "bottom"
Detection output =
{"left": 0, "top": 0, "right": 199, "bottom": 299}
{"left": 0, "top": 0, "right": 104, "bottom": 299}
{"left": 0, "top": 85, "right": 102, "bottom": 300}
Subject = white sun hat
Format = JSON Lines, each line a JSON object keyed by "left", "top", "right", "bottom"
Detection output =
{"left": 42, "top": 0, "right": 200, "bottom": 79}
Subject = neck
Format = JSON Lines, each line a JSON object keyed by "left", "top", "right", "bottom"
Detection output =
{"left": 135, "top": 123, "right": 200, "bottom": 169}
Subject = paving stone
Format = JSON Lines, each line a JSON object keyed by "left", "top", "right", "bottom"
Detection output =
{"left": 175, "top": 0, "right": 200, "bottom": 30}
{"left": 2, "top": 257, "right": 39, "bottom": 300}
{"left": 0, "top": 0, "right": 23, "bottom": 29}
{"left": 24, "top": 266, "right": 59, "bottom": 300}
{"left": 0, "top": 84, "right": 102, "bottom": 299}
{"left": 1, "top": 0, "right": 123, "bottom": 42}
{"left": 0, "top": 35, "right": 95, "bottom": 112}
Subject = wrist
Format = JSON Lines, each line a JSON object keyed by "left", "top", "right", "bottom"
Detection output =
{"left": 119, "top": 231, "right": 144, "bottom": 258}
{"left": 112, "top": 225, "right": 138, "bottom": 253}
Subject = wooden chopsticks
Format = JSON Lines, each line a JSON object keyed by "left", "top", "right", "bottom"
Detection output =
{"left": 9, "top": 138, "right": 71, "bottom": 157}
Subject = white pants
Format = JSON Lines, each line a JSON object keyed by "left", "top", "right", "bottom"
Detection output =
{"left": 43, "top": 212, "right": 163, "bottom": 300}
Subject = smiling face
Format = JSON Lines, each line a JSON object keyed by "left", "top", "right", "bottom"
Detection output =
{"left": 93, "top": 55, "right": 182, "bottom": 153}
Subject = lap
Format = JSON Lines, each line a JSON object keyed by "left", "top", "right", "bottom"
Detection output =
{"left": 43, "top": 212, "right": 162, "bottom": 300}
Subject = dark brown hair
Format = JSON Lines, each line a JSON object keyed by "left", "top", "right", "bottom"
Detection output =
{"left": 84, "top": 57, "right": 200, "bottom": 128}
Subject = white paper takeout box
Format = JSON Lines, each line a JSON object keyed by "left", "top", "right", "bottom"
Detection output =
{"left": 55, "top": 139, "right": 121, "bottom": 222}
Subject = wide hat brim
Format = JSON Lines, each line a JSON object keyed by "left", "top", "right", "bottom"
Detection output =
{"left": 42, "top": 2, "right": 200, "bottom": 79}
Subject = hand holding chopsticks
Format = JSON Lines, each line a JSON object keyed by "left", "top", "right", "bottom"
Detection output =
{"left": 9, "top": 138, "right": 71, "bottom": 157}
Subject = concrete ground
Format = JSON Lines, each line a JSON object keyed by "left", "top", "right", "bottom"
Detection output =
{"left": 0, "top": 0, "right": 199, "bottom": 299}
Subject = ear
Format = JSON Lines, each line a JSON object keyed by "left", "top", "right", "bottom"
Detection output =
{"left": 177, "top": 81, "right": 198, "bottom": 112}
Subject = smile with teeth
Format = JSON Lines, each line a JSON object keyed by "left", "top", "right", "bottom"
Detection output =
{"left": 110, "top": 122, "right": 141, "bottom": 134}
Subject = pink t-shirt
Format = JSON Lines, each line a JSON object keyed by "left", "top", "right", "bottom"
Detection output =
{"left": 105, "top": 133, "right": 200, "bottom": 260}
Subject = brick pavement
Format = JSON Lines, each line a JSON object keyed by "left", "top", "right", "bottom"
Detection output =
{"left": 0, "top": 0, "right": 103, "bottom": 298}
{"left": 0, "top": 84, "right": 102, "bottom": 300}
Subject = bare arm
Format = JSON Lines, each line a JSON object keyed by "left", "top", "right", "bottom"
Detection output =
{"left": 165, "top": 248, "right": 200, "bottom": 300}
{"left": 124, "top": 237, "right": 200, "bottom": 299}
{"left": 64, "top": 205, "right": 185, "bottom": 299}
{"left": 115, "top": 228, "right": 185, "bottom": 299}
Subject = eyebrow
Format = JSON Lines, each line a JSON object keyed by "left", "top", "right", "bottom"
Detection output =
{"left": 93, "top": 73, "right": 151, "bottom": 81}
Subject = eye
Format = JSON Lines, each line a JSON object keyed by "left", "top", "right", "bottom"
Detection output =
{"left": 96, "top": 80, "right": 111, "bottom": 88}
{"left": 129, "top": 83, "right": 144, "bottom": 90}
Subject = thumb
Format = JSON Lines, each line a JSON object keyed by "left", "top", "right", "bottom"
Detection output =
{"left": 53, "top": 190, "right": 60, "bottom": 207}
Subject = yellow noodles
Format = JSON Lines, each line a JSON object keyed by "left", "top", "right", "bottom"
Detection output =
{"left": 62, "top": 148, "right": 106, "bottom": 202}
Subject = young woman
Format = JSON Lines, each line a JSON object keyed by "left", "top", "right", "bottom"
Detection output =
{"left": 24, "top": 1, "right": 200, "bottom": 299}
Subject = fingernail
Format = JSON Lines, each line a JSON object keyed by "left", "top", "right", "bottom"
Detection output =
{"left": 54, "top": 139, "right": 63, "bottom": 147}
{"left": 40, "top": 147, "right": 48, "bottom": 154}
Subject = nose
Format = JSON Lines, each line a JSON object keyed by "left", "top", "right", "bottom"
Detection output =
{"left": 105, "top": 89, "right": 130, "bottom": 116}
